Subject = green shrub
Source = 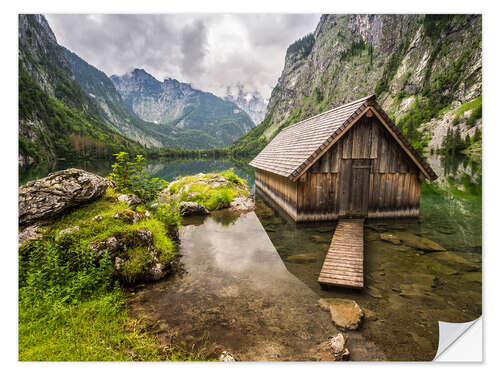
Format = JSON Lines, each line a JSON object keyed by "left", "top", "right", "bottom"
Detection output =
{"left": 108, "top": 152, "right": 167, "bottom": 202}
{"left": 218, "top": 168, "right": 247, "bottom": 186}
{"left": 467, "top": 104, "right": 482, "bottom": 126}
{"left": 153, "top": 200, "right": 183, "bottom": 235}
{"left": 205, "top": 187, "right": 238, "bottom": 210}
{"left": 19, "top": 240, "right": 113, "bottom": 307}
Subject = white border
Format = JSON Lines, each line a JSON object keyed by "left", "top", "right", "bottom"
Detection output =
{"left": 2, "top": 1, "right": 495, "bottom": 373}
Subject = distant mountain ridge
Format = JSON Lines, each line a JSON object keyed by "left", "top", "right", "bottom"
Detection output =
{"left": 19, "top": 14, "right": 259, "bottom": 166}
{"left": 111, "top": 69, "right": 255, "bottom": 147}
{"left": 224, "top": 85, "right": 267, "bottom": 125}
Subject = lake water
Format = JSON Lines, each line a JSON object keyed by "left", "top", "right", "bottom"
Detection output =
{"left": 20, "top": 154, "right": 482, "bottom": 361}
{"left": 19, "top": 158, "right": 255, "bottom": 187}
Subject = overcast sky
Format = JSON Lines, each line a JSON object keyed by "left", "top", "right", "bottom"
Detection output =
{"left": 45, "top": 14, "right": 320, "bottom": 100}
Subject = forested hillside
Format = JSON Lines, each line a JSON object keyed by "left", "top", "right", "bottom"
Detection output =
{"left": 19, "top": 14, "right": 144, "bottom": 165}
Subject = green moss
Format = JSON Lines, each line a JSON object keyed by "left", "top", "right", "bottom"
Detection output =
{"left": 452, "top": 96, "right": 482, "bottom": 126}
{"left": 169, "top": 169, "right": 249, "bottom": 211}
{"left": 205, "top": 187, "right": 239, "bottom": 210}
{"left": 121, "top": 246, "right": 154, "bottom": 284}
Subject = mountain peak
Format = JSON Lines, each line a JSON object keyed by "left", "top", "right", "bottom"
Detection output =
{"left": 110, "top": 69, "right": 256, "bottom": 145}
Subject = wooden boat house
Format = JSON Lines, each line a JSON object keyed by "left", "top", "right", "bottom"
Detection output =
{"left": 250, "top": 94, "right": 437, "bottom": 222}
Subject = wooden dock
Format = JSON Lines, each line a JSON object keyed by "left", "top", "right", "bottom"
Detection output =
{"left": 318, "top": 219, "right": 365, "bottom": 288}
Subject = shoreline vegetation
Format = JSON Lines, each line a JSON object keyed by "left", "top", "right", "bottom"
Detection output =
{"left": 18, "top": 152, "right": 251, "bottom": 361}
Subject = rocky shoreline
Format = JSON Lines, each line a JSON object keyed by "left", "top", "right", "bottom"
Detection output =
{"left": 18, "top": 168, "right": 256, "bottom": 285}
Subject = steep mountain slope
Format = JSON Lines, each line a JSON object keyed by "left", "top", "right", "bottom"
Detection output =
{"left": 111, "top": 69, "right": 255, "bottom": 148}
{"left": 224, "top": 85, "right": 268, "bottom": 125}
{"left": 64, "top": 49, "right": 166, "bottom": 147}
{"left": 232, "top": 15, "right": 482, "bottom": 159}
{"left": 19, "top": 14, "right": 144, "bottom": 166}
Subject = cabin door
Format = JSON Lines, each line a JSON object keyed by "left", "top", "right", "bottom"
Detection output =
{"left": 339, "top": 159, "right": 371, "bottom": 218}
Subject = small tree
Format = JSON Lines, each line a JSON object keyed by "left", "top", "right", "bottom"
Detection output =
{"left": 108, "top": 152, "right": 167, "bottom": 203}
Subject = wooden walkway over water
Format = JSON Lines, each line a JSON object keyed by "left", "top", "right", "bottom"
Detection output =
{"left": 318, "top": 219, "right": 365, "bottom": 288}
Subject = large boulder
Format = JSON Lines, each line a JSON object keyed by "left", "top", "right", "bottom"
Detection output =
{"left": 19, "top": 168, "right": 112, "bottom": 227}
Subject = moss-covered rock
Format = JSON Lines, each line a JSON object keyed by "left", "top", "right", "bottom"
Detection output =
{"left": 19, "top": 168, "right": 113, "bottom": 227}
{"left": 161, "top": 169, "right": 254, "bottom": 213}
{"left": 380, "top": 232, "right": 402, "bottom": 245}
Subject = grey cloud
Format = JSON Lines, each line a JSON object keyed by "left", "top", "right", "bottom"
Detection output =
{"left": 45, "top": 14, "right": 320, "bottom": 99}
{"left": 181, "top": 19, "right": 208, "bottom": 77}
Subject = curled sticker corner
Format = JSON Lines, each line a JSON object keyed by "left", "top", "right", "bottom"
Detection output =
{"left": 434, "top": 317, "right": 482, "bottom": 361}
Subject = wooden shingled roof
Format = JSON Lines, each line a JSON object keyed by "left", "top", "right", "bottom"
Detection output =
{"left": 249, "top": 94, "right": 437, "bottom": 181}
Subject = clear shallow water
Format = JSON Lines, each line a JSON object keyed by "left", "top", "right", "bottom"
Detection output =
{"left": 20, "top": 155, "right": 481, "bottom": 361}
{"left": 19, "top": 158, "right": 254, "bottom": 187}
{"left": 128, "top": 211, "right": 386, "bottom": 361}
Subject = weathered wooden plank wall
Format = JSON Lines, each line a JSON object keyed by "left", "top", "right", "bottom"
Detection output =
{"left": 256, "top": 115, "right": 422, "bottom": 221}
{"left": 255, "top": 169, "right": 299, "bottom": 219}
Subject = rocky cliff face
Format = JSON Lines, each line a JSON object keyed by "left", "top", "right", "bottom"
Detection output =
{"left": 111, "top": 69, "right": 255, "bottom": 147}
{"left": 233, "top": 14, "right": 482, "bottom": 159}
{"left": 18, "top": 14, "right": 72, "bottom": 97}
{"left": 224, "top": 85, "right": 268, "bottom": 125}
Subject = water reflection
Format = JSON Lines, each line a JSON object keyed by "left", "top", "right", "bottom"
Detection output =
{"left": 128, "top": 211, "right": 384, "bottom": 361}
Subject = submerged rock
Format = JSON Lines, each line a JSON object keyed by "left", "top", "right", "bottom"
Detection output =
{"left": 19, "top": 168, "right": 112, "bottom": 226}
{"left": 180, "top": 201, "right": 210, "bottom": 216}
{"left": 380, "top": 232, "right": 401, "bottom": 245}
{"left": 319, "top": 298, "right": 364, "bottom": 330}
{"left": 381, "top": 231, "right": 446, "bottom": 252}
{"left": 286, "top": 253, "right": 318, "bottom": 264}
{"left": 366, "top": 286, "right": 383, "bottom": 299}
{"left": 365, "top": 231, "right": 379, "bottom": 242}
{"left": 311, "top": 234, "right": 331, "bottom": 243}
{"left": 318, "top": 333, "right": 350, "bottom": 360}
{"left": 429, "top": 251, "right": 480, "bottom": 272}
